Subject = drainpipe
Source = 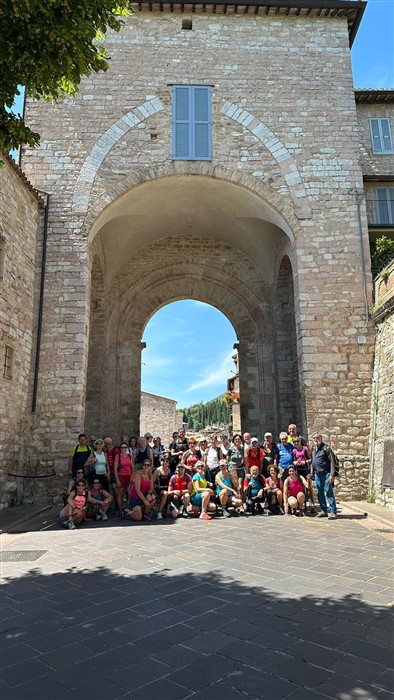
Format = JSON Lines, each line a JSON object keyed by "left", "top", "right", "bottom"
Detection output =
{"left": 32, "top": 191, "right": 50, "bottom": 413}
{"left": 354, "top": 189, "right": 369, "bottom": 324}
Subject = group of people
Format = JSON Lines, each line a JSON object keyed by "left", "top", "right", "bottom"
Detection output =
{"left": 61, "top": 424, "right": 338, "bottom": 529}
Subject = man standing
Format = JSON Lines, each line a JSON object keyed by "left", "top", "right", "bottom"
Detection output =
{"left": 287, "top": 424, "right": 307, "bottom": 447}
{"left": 68, "top": 433, "right": 94, "bottom": 479}
{"left": 311, "top": 432, "right": 337, "bottom": 520}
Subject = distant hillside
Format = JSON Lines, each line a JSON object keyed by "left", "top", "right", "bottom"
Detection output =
{"left": 181, "top": 395, "right": 231, "bottom": 431}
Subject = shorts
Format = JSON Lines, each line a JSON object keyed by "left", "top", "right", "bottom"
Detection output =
{"left": 128, "top": 497, "right": 143, "bottom": 509}
{"left": 118, "top": 474, "right": 131, "bottom": 489}
{"left": 96, "top": 474, "right": 109, "bottom": 491}
{"left": 191, "top": 493, "right": 203, "bottom": 507}
{"left": 236, "top": 467, "right": 245, "bottom": 481}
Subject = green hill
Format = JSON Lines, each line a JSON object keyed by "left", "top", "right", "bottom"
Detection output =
{"left": 181, "top": 396, "right": 231, "bottom": 432}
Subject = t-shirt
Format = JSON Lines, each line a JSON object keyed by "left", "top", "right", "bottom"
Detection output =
{"left": 192, "top": 473, "right": 207, "bottom": 496}
{"left": 206, "top": 446, "right": 220, "bottom": 470}
{"left": 74, "top": 492, "right": 87, "bottom": 510}
{"left": 287, "top": 476, "right": 305, "bottom": 498}
{"left": 170, "top": 473, "right": 191, "bottom": 491}
{"left": 244, "top": 474, "right": 266, "bottom": 498}
{"left": 278, "top": 443, "right": 294, "bottom": 468}
{"left": 246, "top": 447, "right": 263, "bottom": 468}
{"left": 227, "top": 446, "right": 244, "bottom": 470}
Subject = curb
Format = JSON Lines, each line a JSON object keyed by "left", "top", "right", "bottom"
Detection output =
{"left": 342, "top": 502, "right": 394, "bottom": 530}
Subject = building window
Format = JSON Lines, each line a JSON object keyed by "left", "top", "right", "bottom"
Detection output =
{"left": 375, "top": 187, "right": 394, "bottom": 225}
{"left": 3, "top": 345, "right": 14, "bottom": 379}
{"left": 369, "top": 118, "right": 393, "bottom": 154}
{"left": 172, "top": 85, "right": 212, "bottom": 161}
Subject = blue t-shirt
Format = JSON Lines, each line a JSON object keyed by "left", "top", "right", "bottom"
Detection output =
{"left": 248, "top": 474, "right": 264, "bottom": 498}
{"left": 278, "top": 443, "right": 293, "bottom": 468}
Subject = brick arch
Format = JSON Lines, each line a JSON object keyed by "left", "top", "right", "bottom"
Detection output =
{"left": 220, "top": 100, "right": 311, "bottom": 220}
{"left": 72, "top": 96, "right": 164, "bottom": 214}
{"left": 84, "top": 164, "right": 303, "bottom": 244}
{"left": 95, "top": 265, "right": 274, "bottom": 439}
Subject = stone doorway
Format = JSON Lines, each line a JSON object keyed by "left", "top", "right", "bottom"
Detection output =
{"left": 85, "top": 174, "right": 302, "bottom": 440}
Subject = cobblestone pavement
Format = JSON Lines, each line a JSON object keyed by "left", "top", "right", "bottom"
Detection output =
{"left": 1, "top": 511, "right": 393, "bottom": 700}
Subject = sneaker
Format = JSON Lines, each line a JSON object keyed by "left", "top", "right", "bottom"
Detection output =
{"left": 328, "top": 512, "right": 337, "bottom": 520}
{"left": 101, "top": 513, "right": 108, "bottom": 521}
{"left": 222, "top": 509, "right": 231, "bottom": 518}
{"left": 96, "top": 513, "right": 102, "bottom": 521}
{"left": 156, "top": 512, "right": 163, "bottom": 520}
{"left": 199, "top": 512, "right": 212, "bottom": 521}
{"left": 317, "top": 511, "right": 328, "bottom": 518}
{"left": 67, "top": 520, "right": 76, "bottom": 530}
{"left": 310, "top": 507, "right": 316, "bottom": 514}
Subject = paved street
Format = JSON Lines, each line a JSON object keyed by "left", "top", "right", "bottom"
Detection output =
{"left": 1, "top": 511, "right": 393, "bottom": 699}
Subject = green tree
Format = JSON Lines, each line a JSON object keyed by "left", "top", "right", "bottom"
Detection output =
{"left": 1, "top": 0, "right": 130, "bottom": 151}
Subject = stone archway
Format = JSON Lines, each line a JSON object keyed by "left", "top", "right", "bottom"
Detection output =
{"left": 85, "top": 174, "right": 300, "bottom": 440}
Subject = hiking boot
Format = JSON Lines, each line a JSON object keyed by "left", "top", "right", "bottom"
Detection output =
{"left": 328, "top": 512, "right": 337, "bottom": 520}
{"left": 199, "top": 512, "right": 212, "bottom": 521}
{"left": 317, "top": 511, "right": 328, "bottom": 518}
{"left": 101, "top": 513, "right": 108, "bottom": 521}
{"left": 96, "top": 513, "right": 102, "bottom": 521}
{"left": 67, "top": 520, "right": 76, "bottom": 530}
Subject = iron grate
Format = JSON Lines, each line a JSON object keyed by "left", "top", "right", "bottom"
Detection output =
{"left": 0, "top": 550, "right": 48, "bottom": 562}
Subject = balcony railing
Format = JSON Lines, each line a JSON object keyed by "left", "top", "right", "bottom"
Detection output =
{"left": 366, "top": 197, "right": 394, "bottom": 227}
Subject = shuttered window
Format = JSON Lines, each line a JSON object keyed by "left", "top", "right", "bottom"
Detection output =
{"left": 173, "top": 86, "right": 212, "bottom": 160}
{"left": 369, "top": 118, "right": 393, "bottom": 154}
{"left": 375, "top": 187, "right": 394, "bottom": 225}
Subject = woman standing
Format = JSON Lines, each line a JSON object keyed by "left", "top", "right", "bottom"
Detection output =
{"left": 93, "top": 439, "right": 110, "bottom": 491}
{"left": 227, "top": 434, "right": 245, "bottom": 492}
{"left": 152, "top": 436, "right": 165, "bottom": 469}
{"left": 114, "top": 442, "right": 133, "bottom": 516}
{"left": 182, "top": 437, "right": 201, "bottom": 473}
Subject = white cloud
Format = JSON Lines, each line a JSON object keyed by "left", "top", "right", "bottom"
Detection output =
{"left": 187, "top": 352, "right": 235, "bottom": 392}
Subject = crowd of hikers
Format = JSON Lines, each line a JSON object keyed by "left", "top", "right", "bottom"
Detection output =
{"left": 61, "top": 423, "right": 338, "bottom": 529}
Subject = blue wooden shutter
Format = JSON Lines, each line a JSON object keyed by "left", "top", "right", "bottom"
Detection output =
{"left": 380, "top": 118, "right": 393, "bottom": 153}
{"left": 173, "top": 85, "right": 211, "bottom": 160}
{"left": 193, "top": 87, "right": 211, "bottom": 160}
{"left": 173, "top": 86, "right": 191, "bottom": 159}
{"left": 370, "top": 119, "right": 382, "bottom": 153}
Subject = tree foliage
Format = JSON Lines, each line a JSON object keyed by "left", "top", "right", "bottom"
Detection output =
{"left": 182, "top": 396, "right": 231, "bottom": 432}
{"left": 0, "top": 0, "right": 130, "bottom": 151}
{"left": 370, "top": 236, "right": 394, "bottom": 272}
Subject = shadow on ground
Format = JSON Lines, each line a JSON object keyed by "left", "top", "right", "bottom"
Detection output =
{"left": 1, "top": 563, "right": 393, "bottom": 699}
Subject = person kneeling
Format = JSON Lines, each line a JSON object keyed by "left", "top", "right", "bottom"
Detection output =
{"left": 215, "top": 460, "right": 243, "bottom": 517}
{"left": 124, "top": 460, "right": 156, "bottom": 521}
{"left": 87, "top": 478, "right": 113, "bottom": 521}
{"left": 61, "top": 480, "right": 92, "bottom": 530}
{"left": 168, "top": 464, "right": 192, "bottom": 518}
{"left": 244, "top": 465, "right": 267, "bottom": 515}
{"left": 283, "top": 467, "right": 308, "bottom": 516}
{"left": 191, "top": 462, "right": 216, "bottom": 521}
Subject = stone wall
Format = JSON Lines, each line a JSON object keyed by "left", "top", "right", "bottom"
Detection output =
{"left": 356, "top": 102, "right": 393, "bottom": 178}
{"left": 0, "top": 156, "right": 43, "bottom": 509}
{"left": 370, "top": 258, "right": 394, "bottom": 509}
{"left": 140, "top": 391, "right": 180, "bottom": 445}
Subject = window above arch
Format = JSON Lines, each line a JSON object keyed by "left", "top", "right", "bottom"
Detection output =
{"left": 172, "top": 85, "right": 212, "bottom": 161}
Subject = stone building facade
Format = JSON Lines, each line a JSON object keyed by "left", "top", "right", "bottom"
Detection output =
{"left": 0, "top": 155, "right": 43, "bottom": 508}
{"left": 370, "top": 259, "right": 394, "bottom": 509}
{"left": 140, "top": 391, "right": 183, "bottom": 445}
{"left": 1, "top": 0, "right": 393, "bottom": 507}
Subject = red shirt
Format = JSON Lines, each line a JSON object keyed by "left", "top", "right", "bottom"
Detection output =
{"left": 106, "top": 447, "right": 120, "bottom": 474}
{"left": 170, "top": 474, "right": 191, "bottom": 491}
{"left": 246, "top": 447, "right": 263, "bottom": 468}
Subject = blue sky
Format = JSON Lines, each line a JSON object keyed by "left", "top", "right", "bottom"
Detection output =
{"left": 141, "top": 301, "right": 238, "bottom": 408}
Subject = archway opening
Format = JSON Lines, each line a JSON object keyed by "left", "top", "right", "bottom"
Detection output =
{"left": 140, "top": 300, "right": 238, "bottom": 444}
{"left": 85, "top": 173, "right": 301, "bottom": 441}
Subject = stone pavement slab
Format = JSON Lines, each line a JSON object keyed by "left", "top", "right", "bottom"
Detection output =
{"left": 0, "top": 511, "right": 393, "bottom": 699}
